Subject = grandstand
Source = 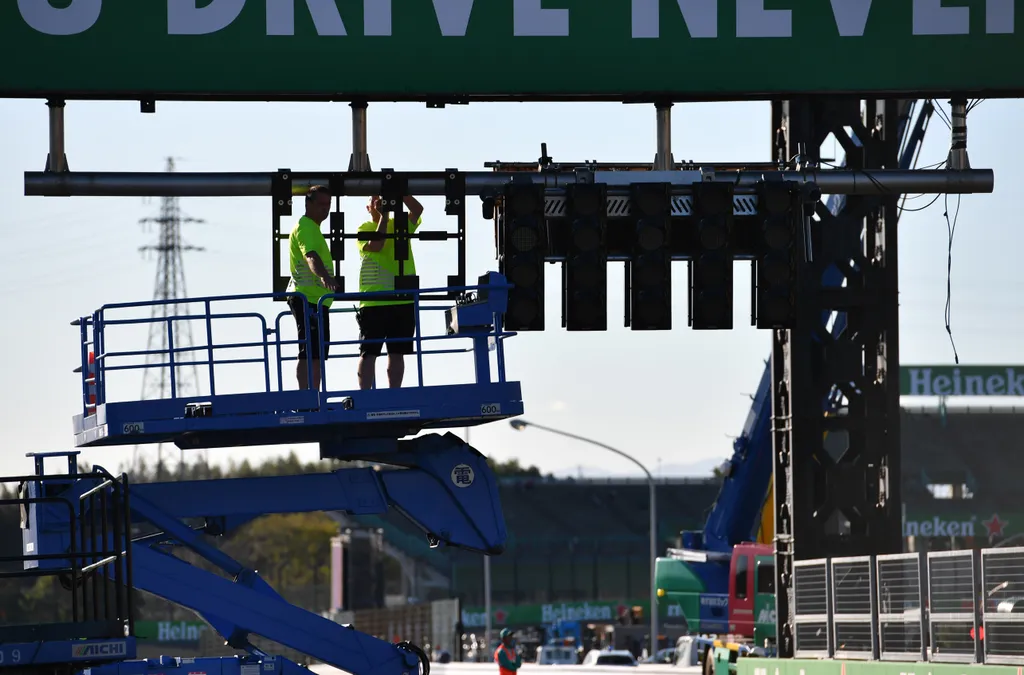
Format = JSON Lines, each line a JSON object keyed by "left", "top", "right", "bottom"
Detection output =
{"left": 338, "top": 476, "right": 722, "bottom": 606}
{"left": 901, "top": 406, "right": 1024, "bottom": 518}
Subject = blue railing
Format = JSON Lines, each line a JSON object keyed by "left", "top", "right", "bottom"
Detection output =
{"left": 75, "top": 277, "right": 515, "bottom": 418}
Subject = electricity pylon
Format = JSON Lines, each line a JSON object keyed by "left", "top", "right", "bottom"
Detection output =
{"left": 133, "top": 157, "right": 206, "bottom": 479}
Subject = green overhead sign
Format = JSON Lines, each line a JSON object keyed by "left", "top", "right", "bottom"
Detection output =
{"left": 2, "top": 1, "right": 1022, "bottom": 101}
{"left": 901, "top": 366, "right": 1024, "bottom": 397}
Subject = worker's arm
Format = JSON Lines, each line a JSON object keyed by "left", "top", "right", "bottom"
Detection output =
{"left": 362, "top": 196, "right": 390, "bottom": 253}
{"left": 361, "top": 215, "right": 389, "bottom": 253}
{"left": 305, "top": 252, "right": 339, "bottom": 291}
{"left": 403, "top": 195, "right": 424, "bottom": 230}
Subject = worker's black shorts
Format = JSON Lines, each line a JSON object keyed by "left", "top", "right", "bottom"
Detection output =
{"left": 288, "top": 296, "right": 331, "bottom": 361}
{"left": 357, "top": 303, "right": 416, "bottom": 357}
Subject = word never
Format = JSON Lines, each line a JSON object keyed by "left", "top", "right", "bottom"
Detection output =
{"left": 17, "top": 0, "right": 1015, "bottom": 38}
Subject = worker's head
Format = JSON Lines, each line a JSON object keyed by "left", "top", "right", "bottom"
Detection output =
{"left": 304, "top": 185, "right": 332, "bottom": 224}
{"left": 500, "top": 628, "right": 514, "bottom": 646}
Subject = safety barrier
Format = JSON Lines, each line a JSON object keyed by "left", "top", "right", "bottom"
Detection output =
{"left": 793, "top": 559, "right": 831, "bottom": 658}
{"left": 981, "top": 546, "right": 1024, "bottom": 664}
{"left": 74, "top": 276, "right": 513, "bottom": 417}
{"left": 789, "top": 544, "right": 1023, "bottom": 665}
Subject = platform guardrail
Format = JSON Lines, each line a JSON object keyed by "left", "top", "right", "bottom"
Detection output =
{"left": 74, "top": 278, "right": 514, "bottom": 416}
{"left": 791, "top": 544, "right": 1022, "bottom": 664}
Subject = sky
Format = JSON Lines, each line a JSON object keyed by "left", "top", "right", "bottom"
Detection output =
{"left": 1, "top": 96, "right": 1022, "bottom": 482}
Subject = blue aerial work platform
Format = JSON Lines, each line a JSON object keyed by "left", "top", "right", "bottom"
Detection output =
{"left": 3, "top": 273, "right": 523, "bottom": 675}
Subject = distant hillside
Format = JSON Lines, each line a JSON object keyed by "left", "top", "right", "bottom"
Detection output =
{"left": 550, "top": 455, "right": 726, "bottom": 479}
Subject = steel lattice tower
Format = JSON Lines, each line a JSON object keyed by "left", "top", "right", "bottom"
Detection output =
{"left": 133, "top": 157, "right": 206, "bottom": 479}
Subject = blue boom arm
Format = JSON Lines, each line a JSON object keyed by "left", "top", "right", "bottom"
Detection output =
{"left": 682, "top": 100, "right": 935, "bottom": 568}
{"left": 25, "top": 434, "right": 501, "bottom": 675}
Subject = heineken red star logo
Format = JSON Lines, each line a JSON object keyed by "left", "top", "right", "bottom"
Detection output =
{"left": 494, "top": 609, "right": 507, "bottom": 624}
{"left": 984, "top": 514, "right": 1007, "bottom": 538}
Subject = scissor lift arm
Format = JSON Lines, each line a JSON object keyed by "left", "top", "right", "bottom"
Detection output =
{"left": 23, "top": 432, "right": 504, "bottom": 675}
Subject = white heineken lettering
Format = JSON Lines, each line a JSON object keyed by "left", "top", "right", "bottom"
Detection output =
{"left": 168, "top": 0, "right": 245, "bottom": 35}
{"left": 17, "top": 0, "right": 102, "bottom": 35}
{"left": 541, "top": 602, "right": 614, "bottom": 623}
{"left": 513, "top": 0, "right": 568, "bottom": 37}
{"left": 157, "top": 621, "right": 206, "bottom": 642}
{"left": 913, "top": 0, "right": 1015, "bottom": 35}
{"left": 905, "top": 367, "right": 1024, "bottom": 396}
{"left": 904, "top": 516, "right": 976, "bottom": 538}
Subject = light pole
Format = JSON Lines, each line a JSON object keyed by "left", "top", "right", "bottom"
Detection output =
{"left": 509, "top": 419, "right": 660, "bottom": 658}
{"left": 466, "top": 425, "right": 493, "bottom": 659}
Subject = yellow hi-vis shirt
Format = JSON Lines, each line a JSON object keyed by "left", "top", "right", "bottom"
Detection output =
{"left": 357, "top": 215, "right": 421, "bottom": 307}
{"left": 288, "top": 215, "right": 334, "bottom": 308}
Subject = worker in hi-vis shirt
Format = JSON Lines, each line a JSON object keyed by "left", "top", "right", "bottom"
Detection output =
{"left": 287, "top": 185, "right": 342, "bottom": 390}
{"left": 494, "top": 628, "right": 521, "bottom": 675}
{"left": 356, "top": 194, "right": 424, "bottom": 389}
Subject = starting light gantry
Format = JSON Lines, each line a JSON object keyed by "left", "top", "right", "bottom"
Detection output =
{"left": 5, "top": 22, "right": 1009, "bottom": 673}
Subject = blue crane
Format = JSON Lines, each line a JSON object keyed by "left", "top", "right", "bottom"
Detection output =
{"left": 675, "top": 99, "right": 936, "bottom": 591}
{"left": 2, "top": 273, "right": 522, "bottom": 675}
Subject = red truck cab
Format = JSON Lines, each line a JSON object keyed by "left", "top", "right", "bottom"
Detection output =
{"left": 727, "top": 542, "right": 773, "bottom": 636}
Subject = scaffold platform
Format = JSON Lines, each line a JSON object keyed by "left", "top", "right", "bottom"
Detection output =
{"left": 72, "top": 272, "right": 523, "bottom": 455}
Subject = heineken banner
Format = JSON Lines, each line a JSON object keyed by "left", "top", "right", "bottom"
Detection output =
{"left": 901, "top": 365, "right": 1024, "bottom": 396}
{"left": 461, "top": 600, "right": 655, "bottom": 628}
{"left": 903, "top": 511, "right": 1014, "bottom": 539}
{"left": 134, "top": 620, "right": 208, "bottom": 647}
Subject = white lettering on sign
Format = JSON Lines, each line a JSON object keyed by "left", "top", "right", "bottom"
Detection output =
{"left": 632, "top": 0, "right": 718, "bottom": 39}
{"left": 433, "top": 0, "right": 476, "bottom": 37}
{"left": 904, "top": 516, "right": 976, "bottom": 538}
{"left": 830, "top": 0, "right": 873, "bottom": 37}
{"left": 913, "top": 0, "right": 1015, "bottom": 35}
{"left": 168, "top": 0, "right": 245, "bottom": 35}
{"left": 364, "top": 0, "right": 391, "bottom": 36}
{"left": 513, "top": 0, "right": 568, "bottom": 37}
{"left": 736, "top": 0, "right": 791, "bottom": 38}
{"left": 17, "top": 0, "right": 102, "bottom": 35}
{"left": 16, "top": 0, "right": 1017, "bottom": 38}
{"left": 905, "top": 367, "right": 1024, "bottom": 397}
{"left": 266, "top": 0, "right": 347, "bottom": 36}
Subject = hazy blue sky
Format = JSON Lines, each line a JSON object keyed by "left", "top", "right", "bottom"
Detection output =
{"left": 1, "top": 97, "right": 1021, "bottom": 481}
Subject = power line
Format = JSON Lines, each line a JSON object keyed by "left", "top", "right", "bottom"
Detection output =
{"left": 132, "top": 157, "right": 206, "bottom": 480}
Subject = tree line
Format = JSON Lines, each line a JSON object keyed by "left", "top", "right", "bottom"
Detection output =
{"left": 0, "top": 451, "right": 545, "bottom": 626}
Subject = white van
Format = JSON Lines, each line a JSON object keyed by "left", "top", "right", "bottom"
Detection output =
{"left": 536, "top": 644, "right": 578, "bottom": 665}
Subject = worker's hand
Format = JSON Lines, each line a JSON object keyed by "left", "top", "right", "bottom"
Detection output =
{"left": 321, "top": 275, "right": 342, "bottom": 293}
{"left": 367, "top": 196, "right": 382, "bottom": 222}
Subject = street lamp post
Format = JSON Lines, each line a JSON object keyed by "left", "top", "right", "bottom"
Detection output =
{"left": 509, "top": 419, "right": 660, "bottom": 658}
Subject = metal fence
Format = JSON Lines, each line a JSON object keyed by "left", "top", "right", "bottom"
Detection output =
{"left": 790, "top": 545, "right": 1024, "bottom": 664}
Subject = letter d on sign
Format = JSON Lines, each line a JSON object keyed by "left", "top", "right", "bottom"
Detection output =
{"left": 18, "top": 0, "right": 102, "bottom": 36}
{"left": 168, "top": 0, "right": 246, "bottom": 35}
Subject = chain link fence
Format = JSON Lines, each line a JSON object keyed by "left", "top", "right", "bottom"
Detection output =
{"left": 787, "top": 544, "right": 1022, "bottom": 665}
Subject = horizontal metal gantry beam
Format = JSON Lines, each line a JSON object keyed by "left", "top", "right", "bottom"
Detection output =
{"left": 24, "top": 168, "right": 994, "bottom": 198}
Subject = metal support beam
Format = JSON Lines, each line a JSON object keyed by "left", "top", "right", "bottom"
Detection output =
{"left": 654, "top": 102, "right": 674, "bottom": 171}
{"left": 348, "top": 101, "right": 371, "bottom": 172}
{"left": 46, "top": 98, "right": 67, "bottom": 173}
{"left": 24, "top": 168, "right": 993, "bottom": 198}
{"left": 771, "top": 97, "right": 905, "bottom": 658}
{"left": 948, "top": 97, "right": 970, "bottom": 170}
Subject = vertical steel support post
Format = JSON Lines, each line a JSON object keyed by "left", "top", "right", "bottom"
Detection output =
{"left": 47, "top": 98, "right": 67, "bottom": 173}
{"left": 771, "top": 97, "right": 905, "bottom": 658}
{"left": 349, "top": 101, "right": 371, "bottom": 172}
{"left": 654, "top": 102, "right": 674, "bottom": 171}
